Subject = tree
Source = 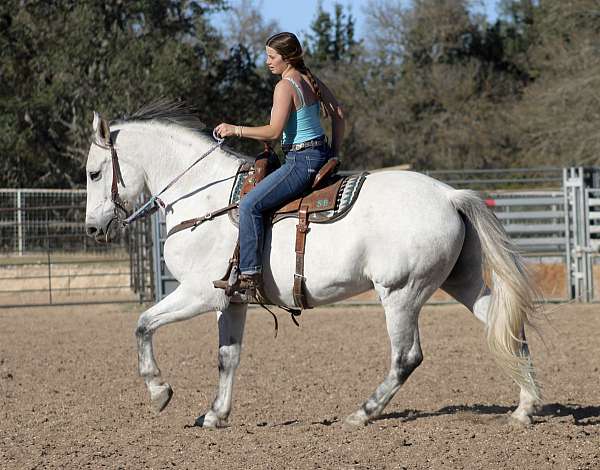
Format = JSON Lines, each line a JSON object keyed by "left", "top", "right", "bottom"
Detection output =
{"left": 507, "top": 0, "right": 600, "bottom": 165}
{"left": 353, "top": 0, "right": 542, "bottom": 170}
{"left": 6, "top": 0, "right": 598, "bottom": 186}
{"left": 221, "top": 0, "right": 280, "bottom": 64}
{"left": 0, "top": 0, "right": 280, "bottom": 188}
{"left": 364, "top": 0, "right": 407, "bottom": 64}
{"left": 306, "top": 1, "right": 358, "bottom": 65}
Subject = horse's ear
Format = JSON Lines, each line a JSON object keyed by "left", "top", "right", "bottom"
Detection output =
{"left": 92, "top": 111, "right": 111, "bottom": 146}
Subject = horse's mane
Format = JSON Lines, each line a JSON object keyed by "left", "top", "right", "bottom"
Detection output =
{"left": 112, "top": 99, "right": 209, "bottom": 135}
{"left": 112, "top": 99, "right": 251, "bottom": 161}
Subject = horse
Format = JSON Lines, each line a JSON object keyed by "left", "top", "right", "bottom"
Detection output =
{"left": 84, "top": 102, "right": 541, "bottom": 428}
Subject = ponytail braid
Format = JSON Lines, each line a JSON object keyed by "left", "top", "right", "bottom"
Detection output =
{"left": 296, "top": 62, "right": 329, "bottom": 118}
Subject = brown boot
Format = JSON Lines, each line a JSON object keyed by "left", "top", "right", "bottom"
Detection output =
{"left": 239, "top": 274, "right": 263, "bottom": 303}
{"left": 214, "top": 272, "right": 262, "bottom": 297}
{"left": 233, "top": 273, "right": 262, "bottom": 297}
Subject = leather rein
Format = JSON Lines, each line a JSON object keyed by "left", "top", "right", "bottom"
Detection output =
{"left": 92, "top": 133, "right": 300, "bottom": 329}
{"left": 92, "top": 130, "right": 225, "bottom": 227}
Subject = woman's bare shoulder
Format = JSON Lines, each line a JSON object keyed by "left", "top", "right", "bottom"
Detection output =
{"left": 274, "top": 79, "right": 295, "bottom": 93}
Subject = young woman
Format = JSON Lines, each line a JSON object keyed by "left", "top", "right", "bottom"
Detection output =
{"left": 214, "top": 32, "right": 345, "bottom": 294}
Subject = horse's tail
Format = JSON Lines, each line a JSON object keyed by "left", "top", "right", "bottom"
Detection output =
{"left": 448, "top": 189, "right": 540, "bottom": 401}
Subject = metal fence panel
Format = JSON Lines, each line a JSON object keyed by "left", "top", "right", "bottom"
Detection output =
{"left": 5, "top": 168, "right": 588, "bottom": 308}
{"left": 0, "top": 189, "right": 153, "bottom": 307}
{"left": 485, "top": 191, "right": 567, "bottom": 254}
{"left": 425, "top": 167, "right": 564, "bottom": 190}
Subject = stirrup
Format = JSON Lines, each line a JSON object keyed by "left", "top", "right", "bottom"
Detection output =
{"left": 213, "top": 270, "right": 262, "bottom": 298}
{"left": 213, "top": 262, "right": 240, "bottom": 293}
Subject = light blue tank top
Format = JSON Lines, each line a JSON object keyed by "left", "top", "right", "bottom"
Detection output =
{"left": 281, "top": 78, "right": 324, "bottom": 145}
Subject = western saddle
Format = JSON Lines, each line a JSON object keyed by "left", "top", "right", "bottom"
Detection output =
{"left": 168, "top": 146, "right": 367, "bottom": 311}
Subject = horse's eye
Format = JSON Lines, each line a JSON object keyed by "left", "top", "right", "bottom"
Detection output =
{"left": 89, "top": 170, "right": 102, "bottom": 182}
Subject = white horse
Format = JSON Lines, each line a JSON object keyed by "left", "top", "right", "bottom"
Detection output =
{"left": 85, "top": 103, "right": 541, "bottom": 428}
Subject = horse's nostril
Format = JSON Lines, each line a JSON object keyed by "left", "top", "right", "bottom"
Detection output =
{"left": 86, "top": 225, "right": 98, "bottom": 236}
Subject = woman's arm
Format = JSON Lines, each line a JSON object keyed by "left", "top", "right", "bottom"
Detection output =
{"left": 316, "top": 78, "right": 345, "bottom": 158}
{"left": 214, "top": 82, "right": 293, "bottom": 141}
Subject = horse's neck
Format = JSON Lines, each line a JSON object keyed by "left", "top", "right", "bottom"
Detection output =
{"left": 119, "top": 123, "right": 241, "bottom": 210}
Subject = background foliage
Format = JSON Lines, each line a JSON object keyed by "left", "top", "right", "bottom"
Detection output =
{"left": 1, "top": 0, "right": 598, "bottom": 187}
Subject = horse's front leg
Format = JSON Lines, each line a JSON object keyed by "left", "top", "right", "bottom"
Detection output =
{"left": 135, "top": 285, "right": 223, "bottom": 412}
{"left": 196, "top": 302, "right": 247, "bottom": 428}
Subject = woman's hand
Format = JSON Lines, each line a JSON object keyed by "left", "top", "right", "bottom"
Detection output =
{"left": 214, "top": 123, "right": 237, "bottom": 138}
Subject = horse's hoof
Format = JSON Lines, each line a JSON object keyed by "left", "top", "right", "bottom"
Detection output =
{"left": 343, "top": 411, "right": 369, "bottom": 430}
{"left": 510, "top": 409, "right": 533, "bottom": 426}
{"left": 194, "top": 413, "right": 228, "bottom": 429}
{"left": 531, "top": 401, "right": 543, "bottom": 415}
{"left": 151, "top": 384, "right": 173, "bottom": 413}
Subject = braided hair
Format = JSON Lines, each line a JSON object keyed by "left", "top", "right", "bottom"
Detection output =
{"left": 266, "top": 32, "right": 330, "bottom": 118}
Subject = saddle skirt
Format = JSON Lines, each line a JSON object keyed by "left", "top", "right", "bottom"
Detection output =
{"left": 228, "top": 161, "right": 368, "bottom": 227}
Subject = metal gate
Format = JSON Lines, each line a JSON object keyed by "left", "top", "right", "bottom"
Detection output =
{"left": 0, "top": 189, "right": 154, "bottom": 308}
{"left": 563, "top": 168, "right": 600, "bottom": 302}
{"left": 486, "top": 190, "right": 568, "bottom": 301}
{"left": 151, "top": 211, "right": 177, "bottom": 301}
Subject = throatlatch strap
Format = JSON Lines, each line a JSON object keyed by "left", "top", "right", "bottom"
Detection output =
{"left": 293, "top": 205, "right": 310, "bottom": 309}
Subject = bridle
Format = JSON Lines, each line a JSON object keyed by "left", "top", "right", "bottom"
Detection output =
{"left": 91, "top": 135, "right": 131, "bottom": 225}
{"left": 91, "top": 128, "right": 225, "bottom": 228}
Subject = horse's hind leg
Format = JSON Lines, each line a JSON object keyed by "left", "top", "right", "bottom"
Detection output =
{"left": 345, "top": 285, "right": 424, "bottom": 427}
{"left": 136, "top": 285, "right": 218, "bottom": 412}
{"left": 441, "top": 227, "right": 540, "bottom": 424}
{"left": 196, "top": 303, "right": 247, "bottom": 428}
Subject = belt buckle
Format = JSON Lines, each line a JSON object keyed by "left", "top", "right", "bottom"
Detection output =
{"left": 288, "top": 138, "right": 322, "bottom": 152}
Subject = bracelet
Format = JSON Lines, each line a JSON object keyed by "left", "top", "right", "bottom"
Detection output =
{"left": 240, "top": 126, "right": 244, "bottom": 138}
{"left": 235, "top": 125, "right": 243, "bottom": 138}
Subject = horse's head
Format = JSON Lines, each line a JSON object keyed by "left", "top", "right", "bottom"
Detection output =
{"left": 85, "top": 112, "right": 145, "bottom": 243}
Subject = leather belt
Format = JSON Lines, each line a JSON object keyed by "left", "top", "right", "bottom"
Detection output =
{"left": 282, "top": 136, "right": 326, "bottom": 153}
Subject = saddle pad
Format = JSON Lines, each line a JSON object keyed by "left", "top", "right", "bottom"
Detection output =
{"left": 227, "top": 165, "right": 368, "bottom": 226}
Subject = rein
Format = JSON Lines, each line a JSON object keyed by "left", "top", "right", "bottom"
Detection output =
{"left": 95, "top": 131, "right": 300, "bottom": 329}
{"left": 94, "top": 129, "right": 225, "bottom": 226}
{"left": 92, "top": 126, "right": 297, "bottom": 330}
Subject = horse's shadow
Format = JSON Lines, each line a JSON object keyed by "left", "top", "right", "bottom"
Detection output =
{"left": 538, "top": 403, "right": 600, "bottom": 425}
{"left": 376, "top": 403, "right": 600, "bottom": 426}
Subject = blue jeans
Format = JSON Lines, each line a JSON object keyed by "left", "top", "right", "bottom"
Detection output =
{"left": 239, "top": 144, "right": 330, "bottom": 274}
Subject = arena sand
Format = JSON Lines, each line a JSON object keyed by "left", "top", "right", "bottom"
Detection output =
{"left": 1, "top": 302, "right": 599, "bottom": 469}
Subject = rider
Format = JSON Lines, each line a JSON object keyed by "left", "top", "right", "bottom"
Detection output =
{"left": 214, "top": 32, "right": 345, "bottom": 295}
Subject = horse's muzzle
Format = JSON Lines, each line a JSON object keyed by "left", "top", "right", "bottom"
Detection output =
{"left": 85, "top": 218, "right": 118, "bottom": 243}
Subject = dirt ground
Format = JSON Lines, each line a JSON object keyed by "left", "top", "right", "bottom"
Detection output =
{"left": 1, "top": 302, "right": 599, "bottom": 470}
